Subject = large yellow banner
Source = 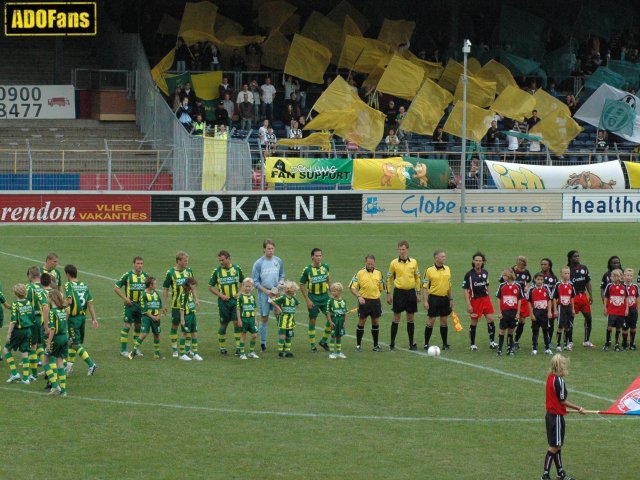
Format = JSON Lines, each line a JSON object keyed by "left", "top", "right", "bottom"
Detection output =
{"left": 202, "top": 138, "right": 227, "bottom": 191}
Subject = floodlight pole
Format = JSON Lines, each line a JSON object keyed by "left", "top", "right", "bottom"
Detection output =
{"left": 460, "top": 39, "right": 471, "bottom": 223}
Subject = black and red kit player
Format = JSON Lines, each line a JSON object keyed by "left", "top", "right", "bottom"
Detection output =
{"left": 623, "top": 269, "right": 638, "bottom": 350}
{"left": 527, "top": 273, "right": 553, "bottom": 355}
{"left": 495, "top": 270, "right": 522, "bottom": 356}
{"left": 553, "top": 269, "right": 576, "bottom": 351}
{"left": 603, "top": 271, "right": 628, "bottom": 352}
{"left": 462, "top": 252, "right": 496, "bottom": 351}
{"left": 498, "top": 256, "right": 531, "bottom": 349}
{"left": 566, "top": 250, "right": 594, "bottom": 347}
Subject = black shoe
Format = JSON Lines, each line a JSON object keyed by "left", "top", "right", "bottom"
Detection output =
{"left": 44, "top": 382, "right": 52, "bottom": 391}
{"left": 540, "top": 474, "right": 551, "bottom": 480}
{"left": 507, "top": 348, "right": 515, "bottom": 356}
{"left": 557, "top": 472, "right": 576, "bottom": 480}
{"left": 602, "top": 343, "right": 610, "bottom": 351}
{"left": 318, "top": 341, "right": 330, "bottom": 352}
{"left": 630, "top": 344, "right": 637, "bottom": 351}
{"left": 278, "top": 352, "right": 284, "bottom": 358}
{"left": 311, "top": 347, "right": 318, "bottom": 353}
{"left": 496, "top": 350, "right": 502, "bottom": 356}
{"left": 355, "top": 345, "right": 362, "bottom": 352}
{"left": 423, "top": 344, "right": 429, "bottom": 351}
{"left": 615, "top": 344, "right": 621, "bottom": 352}
{"left": 220, "top": 349, "right": 228, "bottom": 356}
{"left": 389, "top": 344, "right": 395, "bottom": 351}
{"left": 285, "top": 352, "right": 294, "bottom": 358}
{"left": 235, "top": 349, "right": 242, "bottom": 357}
{"left": 372, "top": 345, "right": 382, "bottom": 352}
{"left": 513, "top": 341, "right": 520, "bottom": 350}
{"left": 442, "top": 345, "right": 451, "bottom": 351}
{"left": 409, "top": 343, "right": 417, "bottom": 351}
{"left": 261, "top": 343, "right": 267, "bottom": 352}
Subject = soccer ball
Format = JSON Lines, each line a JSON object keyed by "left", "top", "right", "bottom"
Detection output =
{"left": 427, "top": 346, "right": 441, "bottom": 357}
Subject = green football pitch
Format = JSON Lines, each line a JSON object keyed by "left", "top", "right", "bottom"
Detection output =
{"left": 1, "top": 223, "right": 638, "bottom": 480}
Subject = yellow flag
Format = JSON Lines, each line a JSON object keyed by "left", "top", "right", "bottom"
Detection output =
{"left": 343, "top": 15, "right": 362, "bottom": 36}
{"left": 476, "top": 60, "right": 518, "bottom": 94}
{"left": 214, "top": 14, "right": 243, "bottom": 40}
{"left": 257, "top": 0, "right": 297, "bottom": 31}
{"left": 438, "top": 59, "right": 464, "bottom": 92}
{"left": 151, "top": 50, "right": 175, "bottom": 95}
{"left": 202, "top": 137, "right": 227, "bottom": 191}
{"left": 280, "top": 13, "right": 300, "bottom": 35}
{"left": 327, "top": 0, "right": 370, "bottom": 34}
{"left": 223, "top": 35, "right": 265, "bottom": 48}
{"left": 467, "top": 57, "right": 482, "bottom": 75}
{"left": 491, "top": 85, "right": 536, "bottom": 122}
{"left": 453, "top": 75, "right": 496, "bottom": 108}
{"left": 178, "top": 1, "right": 218, "bottom": 44}
{"left": 533, "top": 88, "right": 571, "bottom": 119}
{"left": 312, "top": 75, "right": 359, "bottom": 113}
{"left": 301, "top": 11, "right": 344, "bottom": 64}
{"left": 378, "top": 19, "right": 415, "bottom": 46}
{"left": 443, "top": 102, "right": 495, "bottom": 143}
{"left": 304, "top": 110, "right": 353, "bottom": 132}
{"left": 376, "top": 55, "right": 425, "bottom": 100}
{"left": 339, "top": 35, "right": 390, "bottom": 73}
{"left": 277, "top": 132, "right": 332, "bottom": 151}
{"left": 191, "top": 71, "right": 223, "bottom": 100}
{"left": 624, "top": 162, "right": 640, "bottom": 188}
{"left": 284, "top": 34, "right": 332, "bottom": 84}
{"left": 529, "top": 109, "right": 582, "bottom": 155}
{"left": 401, "top": 79, "right": 453, "bottom": 135}
{"left": 261, "top": 31, "right": 290, "bottom": 70}
{"left": 400, "top": 50, "right": 444, "bottom": 80}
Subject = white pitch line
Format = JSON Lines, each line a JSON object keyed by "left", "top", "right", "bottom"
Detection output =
{"left": 0, "top": 249, "right": 616, "bottom": 404}
{"left": 0, "top": 386, "right": 611, "bottom": 423}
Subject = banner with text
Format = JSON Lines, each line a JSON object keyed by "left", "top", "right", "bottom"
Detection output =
{"left": 563, "top": 193, "right": 640, "bottom": 221}
{"left": 485, "top": 160, "right": 626, "bottom": 190}
{"left": 0, "top": 194, "right": 150, "bottom": 223}
{"left": 353, "top": 157, "right": 451, "bottom": 190}
{"left": 361, "top": 191, "right": 561, "bottom": 223}
{"left": 265, "top": 158, "right": 353, "bottom": 184}
{"left": 0, "top": 85, "right": 75, "bottom": 119}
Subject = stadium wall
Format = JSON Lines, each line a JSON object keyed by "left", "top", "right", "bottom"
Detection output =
{"left": 1, "top": 191, "right": 640, "bottom": 224}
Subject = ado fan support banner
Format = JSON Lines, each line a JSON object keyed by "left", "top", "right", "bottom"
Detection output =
{"left": 485, "top": 160, "right": 626, "bottom": 190}
{"left": 265, "top": 158, "right": 353, "bottom": 184}
{"left": 352, "top": 157, "right": 451, "bottom": 190}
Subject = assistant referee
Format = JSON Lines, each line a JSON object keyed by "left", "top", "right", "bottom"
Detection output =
{"left": 386, "top": 240, "right": 420, "bottom": 351}
{"left": 350, "top": 254, "right": 385, "bottom": 352}
{"left": 422, "top": 249, "right": 453, "bottom": 351}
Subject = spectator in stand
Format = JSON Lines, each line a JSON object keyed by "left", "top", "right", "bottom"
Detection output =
{"left": 213, "top": 101, "right": 230, "bottom": 127}
{"left": 465, "top": 158, "right": 481, "bottom": 189}
{"left": 507, "top": 122, "right": 522, "bottom": 157}
{"left": 191, "top": 43, "right": 201, "bottom": 70}
{"left": 216, "top": 124, "right": 229, "bottom": 139}
{"left": 176, "top": 97, "right": 193, "bottom": 131}
{"left": 180, "top": 82, "right": 196, "bottom": 106}
{"left": 283, "top": 104, "right": 296, "bottom": 139}
{"left": 432, "top": 126, "right": 448, "bottom": 159}
{"left": 172, "top": 87, "right": 183, "bottom": 112}
{"left": 595, "top": 130, "right": 609, "bottom": 163}
{"left": 249, "top": 79, "right": 261, "bottom": 124}
{"left": 385, "top": 129, "right": 400, "bottom": 154}
{"left": 201, "top": 41, "right": 217, "bottom": 71}
{"left": 395, "top": 106, "right": 407, "bottom": 139}
{"left": 245, "top": 44, "right": 261, "bottom": 71}
{"left": 283, "top": 75, "right": 300, "bottom": 102}
{"left": 175, "top": 36, "right": 191, "bottom": 72}
{"left": 565, "top": 95, "right": 577, "bottom": 115}
{"left": 230, "top": 49, "right": 245, "bottom": 71}
{"left": 297, "top": 115, "right": 306, "bottom": 130}
{"left": 192, "top": 114, "right": 206, "bottom": 136}
{"left": 526, "top": 110, "right": 540, "bottom": 133}
{"left": 191, "top": 98, "right": 205, "bottom": 120}
{"left": 385, "top": 100, "right": 398, "bottom": 126}
{"left": 258, "top": 119, "right": 269, "bottom": 149}
{"left": 285, "top": 93, "right": 302, "bottom": 119}
{"left": 238, "top": 90, "right": 254, "bottom": 131}
{"left": 261, "top": 78, "right": 276, "bottom": 123}
{"left": 219, "top": 77, "right": 233, "bottom": 101}
{"left": 289, "top": 120, "right": 303, "bottom": 151}
{"left": 483, "top": 119, "right": 502, "bottom": 156}
{"left": 265, "top": 127, "right": 277, "bottom": 156}
{"left": 222, "top": 93, "right": 235, "bottom": 128}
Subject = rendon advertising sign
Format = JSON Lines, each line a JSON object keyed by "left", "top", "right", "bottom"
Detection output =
{"left": 151, "top": 193, "right": 363, "bottom": 223}
{"left": 0, "top": 194, "right": 150, "bottom": 223}
{"left": 0, "top": 85, "right": 76, "bottom": 119}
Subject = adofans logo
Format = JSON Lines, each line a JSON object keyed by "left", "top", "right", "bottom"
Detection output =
{"left": 5, "top": 2, "right": 97, "bottom": 36}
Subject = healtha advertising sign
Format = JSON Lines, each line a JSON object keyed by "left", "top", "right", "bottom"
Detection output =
{"left": 0, "top": 85, "right": 75, "bottom": 119}
{"left": 563, "top": 193, "right": 640, "bottom": 221}
{"left": 0, "top": 194, "right": 150, "bottom": 223}
{"left": 151, "top": 193, "right": 363, "bottom": 223}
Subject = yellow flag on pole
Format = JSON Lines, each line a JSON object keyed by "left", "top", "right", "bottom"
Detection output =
{"left": 257, "top": 0, "right": 297, "bottom": 32}
{"left": 491, "top": 85, "right": 536, "bottom": 122}
{"left": 453, "top": 75, "right": 496, "bottom": 108}
{"left": 284, "top": 34, "right": 332, "bottom": 84}
{"left": 476, "top": 59, "right": 518, "bottom": 94}
{"left": 529, "top": 109, "right": 582, "bottom": 155}
{"left": 202, "top": 137, "right": 227, "bottom": 191}
{"left": 338, "top": 35, "right": 390, "bottom": 73}
{"left": 214, "top": 14, "right": 243, "bottom": 40}
{"left": 443, "top": 102, "right": 495, "bottom": 143}
{"left": 467, "top": 57, "right": 482, "bottom": 75}
{"left": 312, "top": 75, "right": 360, "bottom": 113}
{"left": 327, "top": 0, "right": 370, "bottom": 35}
{"left": 191, "top": 71, "right": 223, "bottom": 100}
{"left": 343, "top": 15, "right": 362, "bottom": 36}
{"left": 277, "top": 132, "right": 333, "bottom": 151}
{"left": 401, "top": 79, "right": 453, "bottom": 135}
{"left": 223, "top": 35, "right": 265, "bottom": 48}
{"left": 376, "top": 55, "right": 425, "bottom": 100}
{"left": 533, "top": 88, "right": 571, "bottom": 119}
{"left": 438, "top": 59, "right": 464, "bottom": 92}
{"left": 261, "top": 31, "right": 290, "bottom": 70}
{"left": 377, "top": 18, "right": 415, "bottom": 46}
{"left": 151, "top": 50, "right": 175, "bottom": 95}
{"left": 400, "top": 50, "right": 444, "bottom": 80}
{"left": 301, "top": 11, "right": 344, "bottom": 64}
{"left": 178, "top": 1, "right": 218, "bottom": 44}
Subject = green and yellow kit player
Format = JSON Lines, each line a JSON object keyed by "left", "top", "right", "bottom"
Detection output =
{"left": 299, "top": 248, "right": 332, "bottom": 352}
{"left": 129, "top": 277, "right": 164, "bottom": 360}
{"left": 44, "top": 289, "right": 69, "bottom": 397}
{"left": 26, "top": 266, "right": 49, "bottom": 379}
{"left": 3, "top": 284, "right": 34, "bottom": 384}
{"left": 271, "top": 281, "right": 300, "bottom": 358}
{"left": 236, "top": 278, "right": 260, "bottom": 360}
{"left": 178, "top": 277, "right": 202, "bottom": 361}
{"left": 41, "top": 252, "right": 63, "bottom": 290}
{"left": 209, "top": 250, "right": 245, "bottom": 356}
{"left": 65, "top": 265, "right": 98, "bottom": 376}
{"left": 326, "top": 283, "right": 349, "bottom": 359}
{"left": 114, "top": 256, "right": 148, "bottom": 357}
{"left": 163, "top": 251, "right": 198, "bottom": 357}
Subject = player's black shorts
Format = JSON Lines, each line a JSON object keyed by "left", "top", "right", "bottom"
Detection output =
{"left": 358, "top": 298, "right": 382, "bottom": 319}
{"left": 625, "top": 310, "right": 638, "bottom": 329}
{"left": 545, "top": 413, "right": 565, "bottom": 447}
{"left": 499, "top": 309, "right": 517, "bottom": 330}
{"left": 392, "top": 288, "right": 418, "bottom": 314}
{"left": 608, "top": 315, "right": 626, "bottom": 329}
{"left": 557, "top": 306, "right": 574, "bottom": 330}
{"left": 427, "top": 294, "right": 451, "bottom": 318}
{"left": 532, "top": 309, "right": 549, "bottom": 328}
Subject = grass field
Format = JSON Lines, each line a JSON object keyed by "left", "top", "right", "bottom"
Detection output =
{"left": 0, "top": 223, "right": 638, "bottom": 480}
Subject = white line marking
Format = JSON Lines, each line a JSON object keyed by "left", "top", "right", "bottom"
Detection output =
{"left": 0, "top": 386, "right": 614, "bottom": 423}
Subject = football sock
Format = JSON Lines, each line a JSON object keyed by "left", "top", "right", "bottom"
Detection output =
{"left": 170, "top": 327, "right": 179, "bottom": 351}
{"left": 556, "top": 331, "right": 563, "bottom": 346}
{"left": 184, "top": 333, "right": 191, "bottom": 353}
{"left": 308, "top": 324, "right": 316, "bottom": 348}
{"left": 284, "top": 337, "right": 292, "bottom": 352}
{"left": 77, "top": 346, "right": 95, "bottom": 367}
{"left": 234, "top": 326, "right": 242, "bottom": 351}
{"left": 134, "top": 324, "right": 141, "bottom": 344}
{"left": 371, "top": 325, "right": 379, "bottom": 346}
{"left": 488, "top": 322, "right": 496, "bottom": 342}
{"left": 239, "top": 339, "right": 245, "bottom": 354}
{"left": 330, "top": 337, "right": 336, "bottom": 353}
{"left": 440, "top": 325, "right": 448, "bottom": 347}
{"left": 606, "top": 329, "right": 612, "bottom": 344}
{"left": 218, "top": 327, "right": 227, "bottom": 351}
{"left": 321, "top": 322, "right": 332, "bottom": 343}
{"left": 190, "top": 337, "right": 198, "bottom": 354}
{"left": 36, "top": 346, "right": 44, "bottom": 365}
{"left": 336, "top": 337, "right": 342, "bottom": 353}
{"left": 542, "top": 327, "right": 551, "bottom": 349}
{"left": 278, "top": 329, "right": 286, "bottom": 352}
{"left": 543, "top": 451, "right": 554, "bottom": 474}
{"left": 249, "top": 337, "right": 256, "bottom": 353}
{"left": 390, "top": 322, "right": 399, "bottom": 345}
{"left": 514, "top": 322, "right": 524, "bottom": 342}
{"left": 548, "top": 321, "right": 555, "bottom": 342}
{"left": 22, "top": 357, "right": 29, "bottom": 381}
{"left": 132, "top": 338, "right": 142, "bottom": 352}
{"left": 554, "top": 450, "right": 564, "bottom": 474}
{"left": 29, "top": 350, "right": 38, "bottom": 376}
{"left": 531, "top": 323, "right": 540, "bottom": 350}
{"left": 68, "top": 347, "right": 77, "bottom": 364}
{"left": 424, "top": 325, "right": 433, "bottom": 346}
{"left": 615, "top": 330, "right": 620, "bottom": 345}
{"left": 584, "top": 313, "right": 592, "bottom": 341}
{"left": 469, "top": 324, "right": 477, "bottom": 345}
{"left": 407, "top": 321, "right": 415, "bottom": 345}
{"left": 356, "top": 325, "right": 364, "bottom": 346}
{"left": 120, "top": 327, "right": 130, "bottom": 352}
{"left": 153, "top": 338, "right": 161, "bottom": 357}
{"left": 44, "top": 362, "right": 58, "bottom": 388}
{"left": 259, "top": 322, "right": 268, "bottom": 345}
{"left": 507, "top": 333, "right": 514, "bottom": 350}
{"left": 622, "top": 333, "right": 628, "bottom": 348}
{"left": 498, "top": 333, "right": 505, "bottom": 350}
{"left": 57, "top": 368, "right": 66, "bottom": 393}
{"left": 179, "top": 337, "right": 186, "bottom": 355}
{"left": 631, "top": 330, "right": 636, "bottom": 346}
{"left": 567, "top": 327, "right": 573, "bottom": 343}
